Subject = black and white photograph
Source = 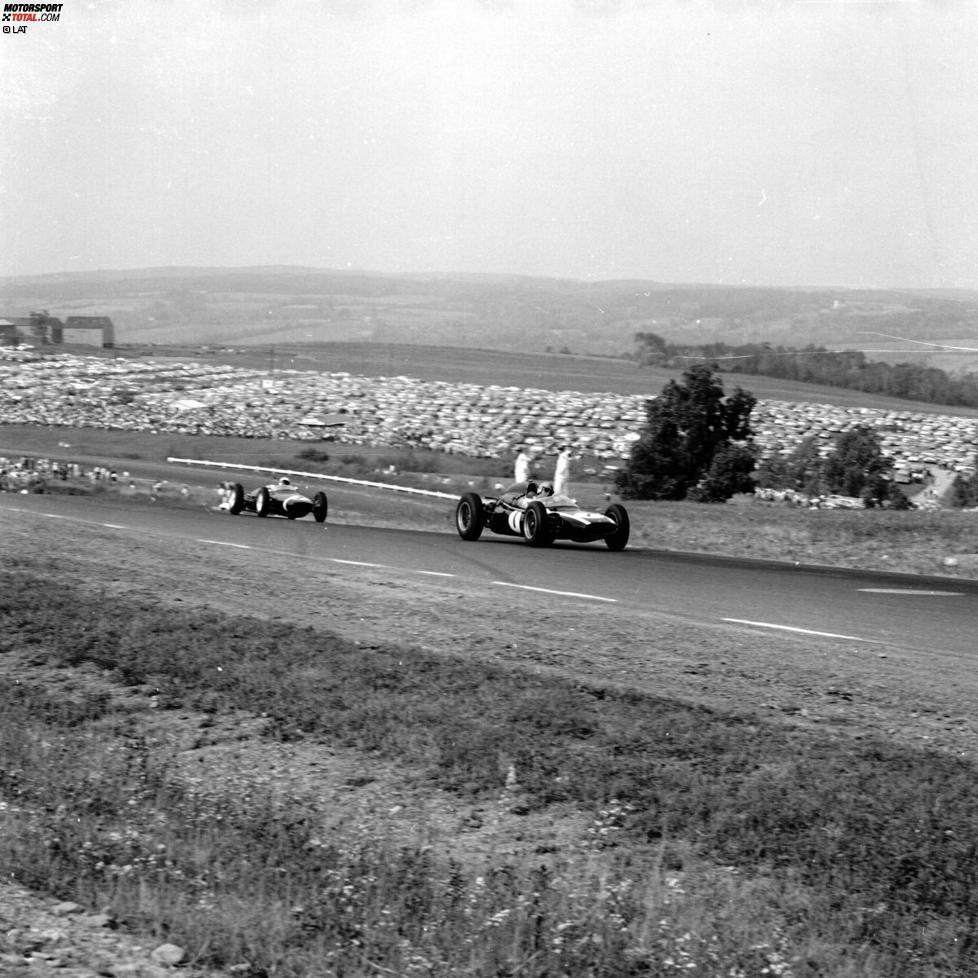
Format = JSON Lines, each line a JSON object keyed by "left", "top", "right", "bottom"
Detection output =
{"left": 3, "top": 2, "right": 978, "bottom": 975}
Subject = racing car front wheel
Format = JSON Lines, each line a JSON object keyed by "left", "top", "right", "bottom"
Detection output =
{"left": 255, "top": 487, "right": 271, "bottom": 517}
{"left": 312, "top": 491, "right": 329, "bottom": 523}
{"left": 455, "top": 492, "right": 484, "bottom": 541}
{"left": 523, "top": 500, "right": 554, "bottom": 547}
{"left": 604, "top": 503, "right": 630, "bottom": 551}
{"left": 227, "top": 483, "right": 245, "bottom": 515}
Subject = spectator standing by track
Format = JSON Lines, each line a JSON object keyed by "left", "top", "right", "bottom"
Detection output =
{"left": 553, "top": 445, "right": 574, "bottom": 497}
{"left": 514, "top": 446, "right": 533, "bottom": 483}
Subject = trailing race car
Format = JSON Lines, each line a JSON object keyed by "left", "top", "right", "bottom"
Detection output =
{"left": 226, "top": 477, "right": 328, "bottom": 523}
{"left": 454, "top": 480, "right": 629, "bottom": 550}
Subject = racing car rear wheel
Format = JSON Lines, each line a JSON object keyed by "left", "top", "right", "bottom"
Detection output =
{"left": 523, "top": 500, "right": 554, "bottom": 547}
{"left": 312, "top": 491, "right": 329, "bottom": 523}
{"left": 455, "top": 491, "right": 484, "bottom": 541}
{"left": 227, "top": 483, "right": 245, "bottom": 515}
{"left": 604, "top": 503, "right": 630, "bottom": 551}
{"left": 255, "top": 487, "right": 271, "bottom": 517}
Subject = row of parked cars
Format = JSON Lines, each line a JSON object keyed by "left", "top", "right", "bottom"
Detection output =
{"left": 4, "top": 349, "right": 976, "bottom": 474}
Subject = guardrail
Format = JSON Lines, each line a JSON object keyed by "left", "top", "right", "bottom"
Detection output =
{"left": 166, "top": 457, "right": 460, "bottom": 500}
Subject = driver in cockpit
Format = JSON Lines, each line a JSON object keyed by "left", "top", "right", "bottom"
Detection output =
{"left": 515, "top": 480, "right": 538, "bottom": 507}
{"left": 517, "top": 480, "right": 554, "bottom": 507}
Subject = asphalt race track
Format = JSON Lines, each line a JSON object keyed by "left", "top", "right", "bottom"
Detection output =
{"left": 3, "top": 489, "right": 976, "bottom": 659}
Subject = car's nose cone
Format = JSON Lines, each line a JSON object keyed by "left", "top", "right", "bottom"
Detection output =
{"left": 283, "top": 494, "right": 313, "bottom": 516}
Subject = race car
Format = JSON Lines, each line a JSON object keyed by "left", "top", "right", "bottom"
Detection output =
{"left": 454, "top": 480, "right": 629, "bottom": 550}
{"left": 225, "top": 478, "right": 328, "bottom": 523}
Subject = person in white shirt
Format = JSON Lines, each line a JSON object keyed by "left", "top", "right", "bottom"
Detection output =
{"left": 553, "top": 445, "right": 574, "bottom": 497}
{"left": 514, "top": 446, "right": 533, "bottom": 483}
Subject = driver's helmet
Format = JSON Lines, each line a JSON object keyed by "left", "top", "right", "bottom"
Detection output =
{"left": 278, "top": 477, "right": 291, "bottom": 486}
{"left": 538, "top": 481, "right": 554, "bottom": 496}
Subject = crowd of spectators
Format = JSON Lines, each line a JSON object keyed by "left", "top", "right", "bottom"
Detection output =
{"left": 0, "top": 454, "right": 128, "bottom": 493}
{"left": 1, "top": 348, "right": 977, "bottom": 477}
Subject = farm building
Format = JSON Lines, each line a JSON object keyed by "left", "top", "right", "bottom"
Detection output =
{"left": 0, "top": 319, "right": 22, "bottom": 346}
{"left": 52, "top": 316, "right": 115, "bottom": 348}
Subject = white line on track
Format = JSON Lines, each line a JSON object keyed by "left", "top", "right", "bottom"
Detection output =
{"left": 722, "top": 618, "right": 871, "bottom": 642}
{"left": 416, "top": 570, "right": 455, "bottom": 577}
{"left": 6, "top": 508, "right": 67, "bottom": 519}
{"left": 196, "top": 539, "right": 253, "bottom": 550}
{"left": 493, "top": 581, "right": 617, "bottom": 603}
{"left": 858, "top": 588, "right": 963, "bottom": 596}
{"left": 8, "top": 507, "right": 126, "bottom": 530}
{"left": 330, "top": 559, "right": 390, "bottom": 569}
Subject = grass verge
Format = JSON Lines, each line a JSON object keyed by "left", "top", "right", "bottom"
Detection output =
{"left": 3, "top": 558, "right": 978, "bottom": 976}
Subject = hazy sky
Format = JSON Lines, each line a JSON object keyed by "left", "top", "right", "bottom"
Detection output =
{"left": 3, "top": 0, "right": 977, "bottom": 288}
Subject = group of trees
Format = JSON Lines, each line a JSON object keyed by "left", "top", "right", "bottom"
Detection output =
{"left": 615, "top": 365, "right": 911, "bottom": 507}
{"left": 633, "top": 334, "right": 978, "bottom": 410}
{"left": 753, "top": 427, "right": 911, "bottom": 508}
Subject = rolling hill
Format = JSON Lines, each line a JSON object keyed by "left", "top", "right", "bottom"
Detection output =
{"left": 3, "top": 266, "right": 978, "bottom": 374}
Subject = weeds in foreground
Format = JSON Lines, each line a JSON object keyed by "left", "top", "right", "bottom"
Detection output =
{"left": 3, "top": 563, "right": 978, "bottom": 975}
{"left": 0, "top": 713, "right": 812, "bottom": 978}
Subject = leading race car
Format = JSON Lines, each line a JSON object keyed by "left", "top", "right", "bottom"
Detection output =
{"left": 454, "top": 480, "right": 629, "bottom": 550}
{"left": 226, "top": 477, "right": 329, "bottom": 523}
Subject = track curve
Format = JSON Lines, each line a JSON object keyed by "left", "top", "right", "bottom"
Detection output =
{"left": 3, "top": 490, "right": 976, "bottom": 658}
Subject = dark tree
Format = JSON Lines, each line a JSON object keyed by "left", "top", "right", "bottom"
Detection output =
{"left": 950, "top": 469, "right": 978, "bottom": 508}
{"left": 633, "top": 330, "right": 669, "bottom": 365}
{"left": 689, "top": 443, "right": 758, "bottom": 502}
{"left": 756, "top": 436, "right": 826, "bottom": 495}
{"left": 616, "top": 364, "right": 757, "bottom": 501}
{"left": 822, "top": 426, "right": 894, "bottom": 503}
{"left": 753, "top": 452, "right": 788, "bottom": 490}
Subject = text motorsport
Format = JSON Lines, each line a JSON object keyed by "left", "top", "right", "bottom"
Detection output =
{"left": 2, "top": 2, "right": 62, "bottom": 32}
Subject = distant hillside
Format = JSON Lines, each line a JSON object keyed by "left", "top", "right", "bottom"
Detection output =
{"left": 2, "top": 266, "right": 977, "bottom": 372}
